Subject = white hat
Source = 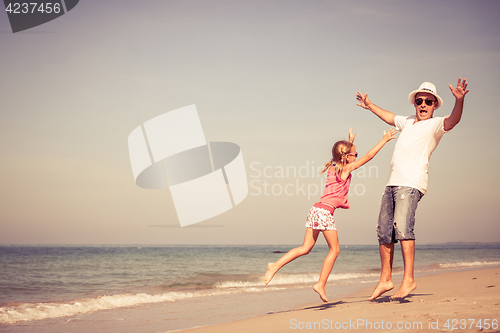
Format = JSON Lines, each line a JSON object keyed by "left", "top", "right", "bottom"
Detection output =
{"left": 408, "top": 82, "right": 443, "bottom": 109}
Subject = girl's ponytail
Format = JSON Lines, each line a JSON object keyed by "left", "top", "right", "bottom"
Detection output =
{"left": 321, "top": 140, "right": 353, "bottom": 177}
{"left": 319, "top": 160, "right": 334, "bottom": 174}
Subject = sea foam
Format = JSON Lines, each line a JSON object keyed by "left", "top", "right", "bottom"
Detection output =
{"left": 216, "top": 272, "right": 380, "bottom": 289}
{"left": 0, "top": 286, "right": 284, "bottom": 325}
{"left": 439, "top": 261, "right": 500, "bottom": 269}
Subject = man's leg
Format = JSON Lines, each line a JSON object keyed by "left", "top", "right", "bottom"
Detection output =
{"left": 368, "top": 242, "right": 395, "bottom": 300}
{"left": 390, "top": 187, "right": 422, "bottom": 299}
{"left": 391, "top": 239, "right": 416, "bottom": 299}
{"left": 369, "top": 187, "right": 395, "bottom": 301}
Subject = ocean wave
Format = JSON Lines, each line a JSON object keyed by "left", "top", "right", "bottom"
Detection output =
{"left": 0, "top": 286, "right": 282, "bottom": 325}
{"left": 216, "top": 272, "right": 380, "bottom": 288}
{"left": 438, "top": 261, "right": 500, "bottom": 269}
{"left": 1, "top": 272, "right": 383, "bottom": 324}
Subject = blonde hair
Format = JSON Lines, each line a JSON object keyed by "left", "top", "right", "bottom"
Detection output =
{"left": 319, "top": 140, "right": 354, "bottom": 176}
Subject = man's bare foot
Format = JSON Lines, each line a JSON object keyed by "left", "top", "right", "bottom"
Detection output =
{"left": 368, "top": 281, "right": 394, "bottom": 301}
{"left": 263, "top": 263, "right": 277, "bottom": 285}
{"left": 313, "top": 283, "right": 328, "bottom": 303}
{"left": 390, "top": 280, "right": 416, "bottom": 299}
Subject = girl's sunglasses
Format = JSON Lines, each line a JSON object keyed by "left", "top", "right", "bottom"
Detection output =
{"left": 415, "top": 98, "right": 436, "bottom": 106}
{"left": 347, "top": 152, "right": 358, "bottom": 157}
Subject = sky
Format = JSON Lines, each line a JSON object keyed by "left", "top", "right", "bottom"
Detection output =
{"left": 0, "top": 0, "right": 499, "bottom": 245}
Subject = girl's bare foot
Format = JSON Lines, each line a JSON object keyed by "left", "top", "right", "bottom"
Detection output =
{"left": 263, "top": 263, "right": 277, "bottom": 285}
{"left": 368, "top": 280, "right": 394, "bottom": 301}
{"left": 313, "top": 283, "right": 328, "bottom": 302}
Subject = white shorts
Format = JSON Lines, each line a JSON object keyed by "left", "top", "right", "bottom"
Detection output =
{"left": 305, "top": 207, "right": 336, "bottom": 231}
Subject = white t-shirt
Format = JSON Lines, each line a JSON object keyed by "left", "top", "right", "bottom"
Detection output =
{"left": 387, "top": 115, "right": 449, "bottom": 194}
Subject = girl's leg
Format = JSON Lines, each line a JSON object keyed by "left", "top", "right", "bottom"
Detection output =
{"left": 313, "top": 230, "right": 340, "bottom": 302}
{"left": 264, "top": 228, "right": 320, "bottom": 285}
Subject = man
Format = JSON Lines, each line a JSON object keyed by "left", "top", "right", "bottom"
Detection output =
{"left": 356, "top": 78, "right": 469, "bottom": 300}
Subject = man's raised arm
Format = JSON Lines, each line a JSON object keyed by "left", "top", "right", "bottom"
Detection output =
{"left": 356, "top": 91, "right": 396, "bottom": 126}
{"left": 444, "top": 78, "right": 469, "bottom": 131}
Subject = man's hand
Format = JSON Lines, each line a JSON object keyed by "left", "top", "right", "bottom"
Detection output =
{"left": 349, "top": 127, "right": 356, "bottom": 143}
{"left": 356, "top": 91, "right": 372, "bottom": 110}
{"left": 449, "top": 77, "right": 470, "bottom": 100}
{"left": 356, "top": 91, "right": 396, "bottom": 126}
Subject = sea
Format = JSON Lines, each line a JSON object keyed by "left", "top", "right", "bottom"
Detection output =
{"left": 1, "top": 244, "right": 499, "bottom": 327}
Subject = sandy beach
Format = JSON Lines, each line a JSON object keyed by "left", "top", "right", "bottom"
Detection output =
{"left": 2, "top": 267, "right": 498, "bottom": 333}
{"left": 182, "top": 268, "right": 500, "bottom": 333}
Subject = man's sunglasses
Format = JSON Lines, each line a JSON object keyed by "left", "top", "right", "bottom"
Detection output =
{"left": 415, "top": 98, "right": 436, "bottom": 106}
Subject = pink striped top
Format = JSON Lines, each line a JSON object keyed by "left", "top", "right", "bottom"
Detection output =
{"left": 313, "top": 168, "right": 351, "bottom": 213}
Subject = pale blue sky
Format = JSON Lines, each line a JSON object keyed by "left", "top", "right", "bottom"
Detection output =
{"left": 0, "top": 0, "right": 499, "bottom": 245}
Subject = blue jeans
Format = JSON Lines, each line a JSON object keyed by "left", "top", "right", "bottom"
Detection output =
{"left": 377, "top": 186, "right": 424, "bottom": 245}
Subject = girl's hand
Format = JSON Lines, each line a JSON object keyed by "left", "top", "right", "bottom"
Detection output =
{"left": 356, "top": 91, "right": 372, "bottom": 110}
{"left": 383, "top": 128, "right": 397, "bottom": 142}
{"left": 349, "top": 127, "right": 356, "bottom": 143}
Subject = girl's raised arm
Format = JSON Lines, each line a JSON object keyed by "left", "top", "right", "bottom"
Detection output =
{"left": 344, "top": 128, "right": 397, "bottom": 175}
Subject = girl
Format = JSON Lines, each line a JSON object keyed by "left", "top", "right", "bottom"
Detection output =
{"left": 263, "top": 127, "right": 397, "bottom": 302}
